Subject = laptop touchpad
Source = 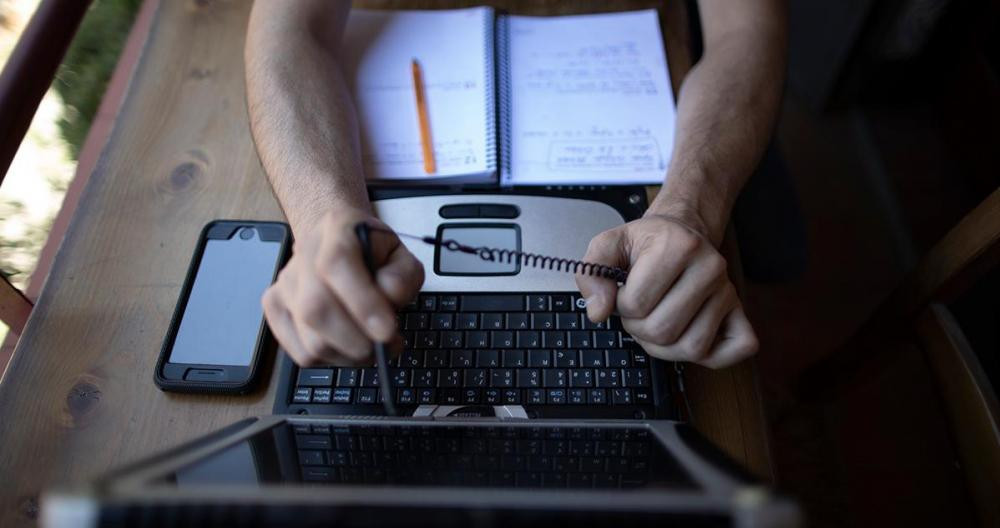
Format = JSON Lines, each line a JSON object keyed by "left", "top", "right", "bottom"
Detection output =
{"left": 435, "top": 223, "right": 520, "bottom": 276}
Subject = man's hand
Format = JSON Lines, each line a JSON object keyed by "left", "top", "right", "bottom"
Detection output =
{"left": 262, "top": 209, "right": 424, "bottom": 366}
{"left": 576, "top": 214, "right": 757, "bottom": 369}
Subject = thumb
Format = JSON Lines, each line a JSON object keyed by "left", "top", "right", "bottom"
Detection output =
{"left": 576, "top": 228, "right": 627, "bottom": 323}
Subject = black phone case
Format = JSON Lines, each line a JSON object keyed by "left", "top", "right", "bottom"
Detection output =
{"left": 154, "top": 220, "right": 291, "bottom": 395}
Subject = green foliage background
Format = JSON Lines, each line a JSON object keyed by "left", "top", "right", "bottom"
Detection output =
{"left": 55, "top": 0, "right": 141, "bottom": 158}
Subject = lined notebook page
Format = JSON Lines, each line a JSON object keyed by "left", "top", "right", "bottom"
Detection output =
{"left": 503, "top": 10, "right": 676, "bottom": 186}
{"left": 341, "top": 8, "right": 494, "bottom": 181}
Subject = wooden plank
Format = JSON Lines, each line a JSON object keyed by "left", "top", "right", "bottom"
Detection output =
{"left": 0, "top": 1, "right": 770, "bottom": 525}
{"left": 0, "top": 274, "right": 32, "bottom": 334}
{"left": 917, "top": 305, "right": 1000, "bottom": 527}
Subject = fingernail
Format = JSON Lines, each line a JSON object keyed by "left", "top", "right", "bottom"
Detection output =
{"left": 367, "top": 314, "right": 395, "bottom": 340}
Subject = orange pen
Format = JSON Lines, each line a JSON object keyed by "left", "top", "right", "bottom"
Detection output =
{"left": 411, "top": 59, "right": 436, "bottom": 174}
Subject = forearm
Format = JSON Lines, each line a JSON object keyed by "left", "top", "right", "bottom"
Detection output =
{"left": 245, "top": 1, "right": 368, "bottom": 235}
{"left": 651, "top": 15, "right": 787, "bottom": 245}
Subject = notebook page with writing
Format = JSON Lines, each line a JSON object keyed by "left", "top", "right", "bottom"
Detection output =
{"left": 341, "top": 8, "right": 495, "bottom": 182}
{"left": 501, "top": 10, "right": 676, "bottom": 186}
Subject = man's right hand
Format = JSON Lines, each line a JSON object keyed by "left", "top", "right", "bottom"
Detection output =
{"left": 262, "top": 209, "right": 425, "bottom": 366}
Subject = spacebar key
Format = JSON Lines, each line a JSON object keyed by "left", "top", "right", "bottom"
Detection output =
{"left": 460, "top": 295, "right": 524, "bottom": 312}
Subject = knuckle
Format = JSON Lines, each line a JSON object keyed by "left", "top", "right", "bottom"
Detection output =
{"left": 651, "top": 322, "right": 682, "bottom": 346}
{"left": 705, "top": 253, "right": 727, "bottom": 278}
{"left": 297, "top": 292, "right": 328, "bottom": 328}
{"left": 672, "top": 231, "right": 701, "bottom": 258}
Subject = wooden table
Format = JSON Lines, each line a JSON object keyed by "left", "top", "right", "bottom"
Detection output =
{"left": 0, "top": 1, "right": 772, "bottom": 525}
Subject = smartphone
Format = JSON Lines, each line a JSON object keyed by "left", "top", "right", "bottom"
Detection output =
{"left": 154, "top": 220, "right": 291, "bottom": 394}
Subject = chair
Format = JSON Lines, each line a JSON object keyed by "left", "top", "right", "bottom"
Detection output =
{"left": 797, "top": 187, "right": 1000, "bottom": 526}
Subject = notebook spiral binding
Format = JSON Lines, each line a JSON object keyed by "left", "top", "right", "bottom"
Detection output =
{"left": 483, "top": 9, "right": 497, "bottom": 171}
{"left": 496, "top": 14, "right": 512, "bottom": 182}
{"left": 369, "top": 225, "right": 629, "bottom": 283}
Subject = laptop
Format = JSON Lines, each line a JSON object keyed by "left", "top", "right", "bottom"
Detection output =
{"left": 41, "top": 415, "right": 800, "bottom": 527}
{"left": 274, "top": 188, "right": 679, "bottom": 420}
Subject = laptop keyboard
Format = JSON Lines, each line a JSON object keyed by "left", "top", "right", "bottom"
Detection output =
{"left": 292, "top": 422, "right": 692, "bottom": 489}
{"left": 288, "top": 293, "right": 660, "bottom": 413}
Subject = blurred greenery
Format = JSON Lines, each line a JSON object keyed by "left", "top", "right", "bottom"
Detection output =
{"left": 54, "top": 0, "right": 141, "bottom": 158}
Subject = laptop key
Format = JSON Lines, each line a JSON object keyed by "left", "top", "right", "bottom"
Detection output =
{"left": 413, "top": 369, "right": 436, "bottom": 387}
{"left": 440, "top": 369, "right": 462, "bottom": 387}
{"left": 594, "top": 331, "right": 619, "bottom": 348}
{"left": 503, "top": 388, "right": 521, "bottom": 404}
{"left": 527, "top": 295, "right": 549, "bottom": 311}
{"left": 581, "top": 349, "right": 604, "bottom": 367}
{"left": 481, "top": 313, "right": 504, "bottom": 330}
{"left": 611, "top": 388, "right": 633, "bottom": 405}
{"left": 606, "top": 350, "right": 631, "bottom": 368}
{"left": 451, "top": 350, "right": 474, "bottom": 368}
{"left": 588, "top": 388, "right": 607, "bottom": 404}
{"left": 417, "top": 388, "right": 436, "bottom": 404}
{"left": 551, "top": 295, "right": 572, "bottom": 311}
{"left": 531, "top": 313, "right": 555, "bottom": 330}
{"left": 442, "top": 331, "right": 463, "bottom": 348}
{"left": 502, "top": 349, "right": 526, "bottom": 367}
{"left": 633, "top": 388, "right": 652, "bottom": 404}
{"left": 461, "top": 295, "right": 523, "bottom": 312}
{"left": 526, "top": 389, "right": 545, "bottom": 404}
{"left": 426, "top": 350, "right": 448, "bottom": 368}
{"left": 465, "top": 369, "right": 488, "bottom": 387}
{"left": 554, "top": 350, "right": 579, "bottom": 367}
{"left": 596, "top": 369, "right": 621, "bottom": 388}
{"left": 567, "top": 331, "right": 592, "bottom": 348}
{"left": 556, "top": 313, "right": 580, "bottom": 330}
{"left": 527, "top": 350, "right": 551, "bottom": 367}
{"left": 516, "top": 331, "right": 540, "bottom": 348}
{"left": 491, "top": 368, "right": 515, "bottom": 387}
{"left": 456, "top": 313, "right": 478, "bottom": 329}
{"left": 293, "top": 388, "right": 313, "bottom": 403}
{"left": 507, "top": 313, "right": 529, "bottom": 330}
{"left": 543, "top": 369, "right": 568, "bottom": 387}
{"left": 543, "top": 331, "right": 566, "bottom": 348}
{"left": 516, "top": 369, "right": 541, "bottom": 388}
{"left": 491, "top": 331, "right": 514, "bottom": 348}
{"left": 298, "top": 368, "right": 335, "bottom": 387}
{"left": 356, "top": 388, "right": 378, "bottom": 404}
{"left": 332, "top": 388, "right": 353, "bottom": 403}
{"left": 465, "top": 331, "right": 488, "bottom": 348}
{"left": 441, "top": 388, "right": 462, "bottom": 404}
{"left": 623, "top": 369, "right": 649, "bottom": 387}
{"left": 463, "top": 389, "right": 481, "bottom": 404}
{"left": 568, "top": 388, "right": 586, "bottom": 404}
{"left": 569, "top": 369, "right": 594, "bottom": 387}
{"left": 477, "top": 349, "right": 500, "bottom": 367}
{"left": 439, "top": 295, "right": 458, "bottom": 311}
{"left": 311, "top": 388, "right": 332, "bottom": 403}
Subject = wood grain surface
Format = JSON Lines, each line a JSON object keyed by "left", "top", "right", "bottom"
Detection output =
{"left": 0, "top": 1, "right": 771, "bottom": 525}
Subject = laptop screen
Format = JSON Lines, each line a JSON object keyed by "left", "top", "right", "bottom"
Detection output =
{"left": 162, "top": 421, "right": 697, "bottom": 491}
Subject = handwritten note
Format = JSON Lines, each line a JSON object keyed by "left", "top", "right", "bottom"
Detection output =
{"left": 341, "top": 8, "right": 492, "bottom": 181}
{"left": 503, "top": 10, "right": 676, "bottom": 185}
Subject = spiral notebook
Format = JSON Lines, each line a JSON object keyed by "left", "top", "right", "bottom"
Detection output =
{"left": 340, "top": 7, "right": 676, "bottom": 186}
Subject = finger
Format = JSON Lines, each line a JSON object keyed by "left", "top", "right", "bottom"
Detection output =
{"left": 316, "top": 231, "right": 398, "bottom": 342}
{"left": 375, "top": 244, "right": 425, "bottom": 308}
{"left": 262, "top": 285, "right": 313, "bottom": 366}
{"left": 293, "top": 268, "right": 374, "bottom": 365}
{"left": 624, "top": 253, "right": 727, "bottom": 346}
{"left": 615, "top": 245, "right": 689, "bottom": 319}
{"left": 698, "top": 306, "right": 759, "bottom": 369}
{"left": 643, "top": 286, "right": 735, "bottom": 363}
{"left": 576, "top": 228, "right": 627, "bottom": 322}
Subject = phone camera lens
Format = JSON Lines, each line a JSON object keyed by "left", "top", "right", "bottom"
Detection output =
{"left": 239, "top": 228, "right": 254, "bottom": 240}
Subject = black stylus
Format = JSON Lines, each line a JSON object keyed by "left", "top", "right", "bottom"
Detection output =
{"left": 354, "top": 222, "right": 398, "bottom": 416}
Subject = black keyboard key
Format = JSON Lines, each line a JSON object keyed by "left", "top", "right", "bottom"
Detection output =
{"left": 477, "top": 349, "right": 500, "bottom": 367}
{"left": 465, "top": 369, "right": 488, "bottom": 387}
{"left": 401, "top": 332, "right": 413, "bottom": 349}
{"left": 551, "top": 295, "right": 572, "bottom": 311}
{"left": 462, "top": 388, "right": 481, "bottom": 404}
{"left": 594, "top": 331, "right": 619, "bottom": 348}
{"left": 517, "top": 369, "right": 541, "bottom": 388}
{"left": 570, "top": 369, "right": 594, "bottom": 387}
{"left": 297, "top": 433, "right": 332, "bottom": 450}
{"left": 531, "top": 313, "right": 555, "bottom": 330}
{"left": 491, "top": 331, "right": 515, "bottom": 348}
{"left": 360, "top": 368, "right": 379, "bottom": 387}
{"left": 465, "top": 331, "right": 488, "bottom": 348}
{"left": 543, "top": 369, "right": 568, "bottom": 388}
{"left": 568, "top": 388, "right": 586, "bottom": 404}
{"left": 543, "top": 331, "right": 566, "bottom": 348}
{"left": 502, "top": 349, "right": 526, "bottom": 367}
{"left": 332, "top": 388, "right": 353, "bottom": 403}
{"left": 413, "top": 369, "right": 437, "bottom": 387}
{"left": 480, "top": 314, "right": 504, "bottom": 330}
{"left": 517, "top": 331, "right": 541, "bottom": 348}
{"left": 607, "top": 350, "right": 631, "bottom": 367}
{"left": 461, "top": 295, "right": 523, "bottom": 312}
{"left": 357, "top": 388, "right": 378, "bottom": 404}
{"left": 621, "top": 333, "right": 638, "bottom": 347}
{"left": 441, "top": 388, "right": 462, "bottom": 404}
{"left": 596, "top": 369, "right": 621, "bottom": 388}
{"left": 417, "top": 388, "right": 436, "bottom": 404}
{"left": 397, "top": 388, "right": 416, "bottom": 404}
{"left": 441, "top": 331, "right": 464, "bottom": 348}
{"left": 293, "top": 388, "right": 312, "bottom": 403}
{"left": 404, "top": 313, "right": 429, "bottom": 330}
{"left": 415, "top": 331, "right": 438, "bottom": 348}
{"left": 503, "top": 388, "right": 521, "bottom": 404}
{"left": 389, "top": 369, "right": 409, "bottom": 387}
{"left": 491, "top": 368, "right": 515, "bottom": 387}
{"left": 631, "top": 351, "right": 648, "bottom": 366}
{"left": 451, "top": 350, "right": 475, "bottom": 368}
{"left": 439, "top": 295, "right": 458, "bottom": 311}
{"left": 581, "top": 350, "right": 605, "bottom": 367}
{"left": 526, "top": 389, "right": 545, "bottom": 404}
{"left": 527, "top": 295, "right": 549, "bottom": 311}
{"left": 633, "top": 388, "right": 652, "bottom": 404}
{"left": 426, "top": 350, "right": 448, "bottom": 368}
{"left": 312, "top": 388, "right": 332, "bottom": 403}
{"left": 557, "top": 313, "right": 580, "bottom": 330}
{"left": 298, "top": 450, "right": 325, "bottom": 466}
{"left": 302, "top": 467, "right": 335, "bottom": 481}
{"left": 588, "top": 388, "right": 607, "bottom": 404}
{"left": 507, "top": 313, "right": 529, "bottom": 330}
{"left": 554, "top": 350, "right": 579, "bottom": 367}
{"left": 420, "top": 295, "right": 437, "bottom": 311}
{"left": 547, "top": 389, "right": 567, "bottom": 404}
{"left": 527, "top": 350, "right": 552, "bottom": 367}
{"left": 567, "top": 331, "right": 592, "bottom": 348}
{"left": 334, "top": 368, "right": 359, "bottom": 387}
{"left": 456, "top": 313, "right": 478, "bottom": 329}
{"left": 623, "top": 369, "right": 649, "bottom": 387}
{"left": 485, "top": 388, "right": 502, "bottom": 404}
{"left": 441, "top": 369, "right": 462, "bottom": 387}
{"left": 611, "top": 388, "right": 633, "bottom": 405}
{"left": 398, "top": 350, "right": 423, "bottom": 368}
{"left": 298, "top": 368, "right": 335, "bottom": 387}
{"left": 568, "top": 472, "right": 593, "bottom": 488}
{"left": 430, "top": 313, "right": 453, "bottom": 329}
{"left": 583, "top": 317, "right": 610, "bottom": 330}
